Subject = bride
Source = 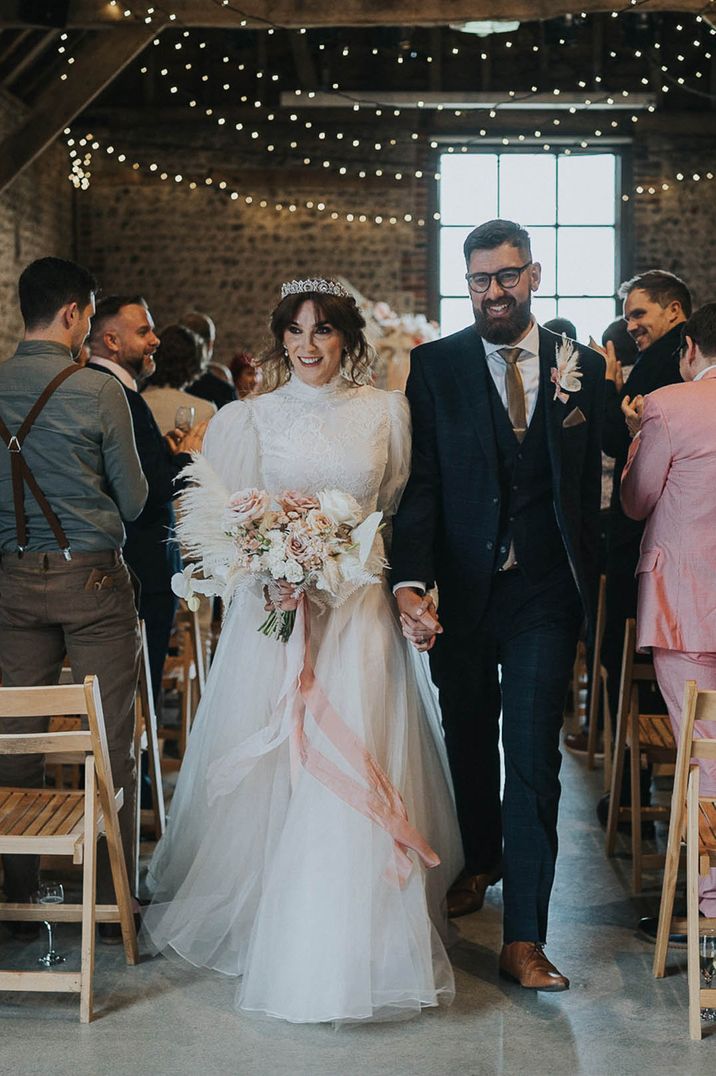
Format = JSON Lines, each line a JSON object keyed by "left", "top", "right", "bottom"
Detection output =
{"left": 142, "top": 279, "right": 463, "bottom": 1024}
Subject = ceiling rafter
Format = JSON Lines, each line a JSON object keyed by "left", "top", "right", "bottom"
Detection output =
{"left": 0, "top": 22, "right": 164, "bottom": 194}
{"left": 0, "top": 0, "right": 710, "bottom": 31}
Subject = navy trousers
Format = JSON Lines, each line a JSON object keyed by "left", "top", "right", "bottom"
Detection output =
{"left": 431, "top": 562, "right": 582, "bottom": 944}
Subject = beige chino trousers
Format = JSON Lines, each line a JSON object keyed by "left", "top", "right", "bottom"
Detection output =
{"left": 0, "top": 549, "right": 141, "bottom": 902}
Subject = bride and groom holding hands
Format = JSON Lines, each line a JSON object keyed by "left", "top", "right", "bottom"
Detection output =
{"left": 143, "top": 217, "right": 605, "bottom": 1020}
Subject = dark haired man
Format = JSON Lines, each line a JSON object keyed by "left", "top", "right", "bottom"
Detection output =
{"left": 621, "top": 301, "right": 716, "bottom": 931}
{"left": 87, "top": 297, "right": 207, "bottom": 711}
{"left": 392, "top": 219, "right": 605, "bottom": 989}
{"left": 183, "top": 310, "right": 238, "bottom": 410}
{"left": 591, "top": 271, "right": 690, "bottom": 821}
{"left": 0, "top": 258, "right": 148, "bottom": 928}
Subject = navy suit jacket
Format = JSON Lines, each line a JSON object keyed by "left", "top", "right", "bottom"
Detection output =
{"left": 87, "top": 363, "right": 188, "bottom": 595}
{"left": 391, "top": 324, "right": 605, "bottom": 639}
{"left": 602, "top": 322, "right": 683, "bottom": 552}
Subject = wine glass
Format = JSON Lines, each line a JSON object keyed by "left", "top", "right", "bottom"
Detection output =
{"left": 36, "top": 882, "right": 66, "bottom": 967}
{"left": 175, "top": 405, "right": 196, "bottom": 434}
{"left": 700, "top": 935, "right": 716, "bottom": 1021}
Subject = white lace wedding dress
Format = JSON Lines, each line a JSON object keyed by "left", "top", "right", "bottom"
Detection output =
{"left": 142, "top": 373, "right": 464, "bottom": 1024}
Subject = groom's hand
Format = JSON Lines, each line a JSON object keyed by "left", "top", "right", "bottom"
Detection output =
{"left": 395, "top": 587, "right": 442, "bottom": 652}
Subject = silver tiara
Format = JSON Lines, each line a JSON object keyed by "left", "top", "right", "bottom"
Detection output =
{"left": 280, "top": 278, "right": 350, "bottom": 299}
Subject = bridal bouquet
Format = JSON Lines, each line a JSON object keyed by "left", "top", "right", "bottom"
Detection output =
{"left": 172, "top": 469, "right": 384, "bottom": 642}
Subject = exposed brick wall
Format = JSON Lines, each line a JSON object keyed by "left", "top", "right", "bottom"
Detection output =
{"left": 74, "top": 162, "right": 429, "bottom": 361}
{"left": 0, "top": 96, "right": 74, "bottom": 358}
{"left": 2, "top": 117, "right": 715, "bottom": 367}
{"left": 631, "top": 135, "right": 716, "bottom": 308}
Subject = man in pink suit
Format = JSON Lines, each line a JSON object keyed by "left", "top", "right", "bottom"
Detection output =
{"left": 621, "top": 301, "right": 716, "bottom": 917}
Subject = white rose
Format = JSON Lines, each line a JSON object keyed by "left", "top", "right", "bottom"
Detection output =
{"left": 283, "top": 558, "right": 304, "bottom": 584}
{"left": 318, "top": 488, "right": 362, "bottom": 527}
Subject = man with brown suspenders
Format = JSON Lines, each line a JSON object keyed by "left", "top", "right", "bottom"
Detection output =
{"left": 0, "top": 257, "right": 148, "bottom": 940}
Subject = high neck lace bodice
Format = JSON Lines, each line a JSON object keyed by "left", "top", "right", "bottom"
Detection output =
{"left": 201, "top": 375, "right": 411, "bottom": 520}
{"left": 280, "top": 372, "right": 359, "bottom": 403}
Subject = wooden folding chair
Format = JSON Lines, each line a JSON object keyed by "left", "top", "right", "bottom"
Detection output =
{"left": 43, "top": 624, "right": 164, "bottom": 889}
{"left": 653, "top": 684, "right": 716, "bottom": 1012}
{"left": 605, "top": 618, "right": 676, "bottom": 892}
{"left": 0, "top": 676, "right": 138, "bottom": 1022}
{"left": 158, "top": 604, "right": 205, "bottom": 770}
{"left": 586, "top": 575, "right": 613, "bottom": 786}
{"left": 134, "top": 623, "right": 166, "bottom": 891}
{"left": 686, "top": 763, "right": 716, "bottom": 1039}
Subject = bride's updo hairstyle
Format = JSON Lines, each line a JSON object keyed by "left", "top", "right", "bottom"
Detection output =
{"left": 258, "top": 287, "right": 373, "bottom": 393}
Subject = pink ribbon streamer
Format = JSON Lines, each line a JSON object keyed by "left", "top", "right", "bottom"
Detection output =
{"left": 208, "top": 594, "right": 440, "bottom": 885}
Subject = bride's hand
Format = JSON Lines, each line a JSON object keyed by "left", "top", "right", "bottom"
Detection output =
{"left": 395, "top": 587, "right": 442, "bottom": 652}
{"left": 263, "top": 581, "right": 301, "bottom": 612}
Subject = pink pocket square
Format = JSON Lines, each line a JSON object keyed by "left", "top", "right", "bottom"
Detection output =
{"left": 563, "top": 407, "right": 587, "bottom": 429}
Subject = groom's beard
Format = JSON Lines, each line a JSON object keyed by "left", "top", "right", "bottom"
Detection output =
{"left": 473, "top": 294, "right": 532, "bottom": 345}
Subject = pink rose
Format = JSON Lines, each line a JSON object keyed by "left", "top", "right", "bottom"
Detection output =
{"left": 287, "top": 530, "right": 312, "bottom": 563}
{"left": 225, "top": 487, "right": 270, "bottom": 526}
{"left": 278, "top": 490, "right": 320, "bottom": 515}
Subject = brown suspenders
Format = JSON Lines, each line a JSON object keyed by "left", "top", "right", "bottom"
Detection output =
{"left": 0, "top": 363, "right": 83, "bottom": 559}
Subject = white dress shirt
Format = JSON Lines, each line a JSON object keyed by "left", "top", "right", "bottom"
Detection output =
{"left": 89, "top": 354, "right": 137, "bottom": 392}
{"left": 695, "top": 363, "right": 716, "bottom": 382}
{"left": 394, "top": 319, "right": 542, "bottom": 594}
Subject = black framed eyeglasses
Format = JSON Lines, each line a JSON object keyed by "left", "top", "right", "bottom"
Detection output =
{"left": 465, "top": 261, "right": 533, "bottom": 294}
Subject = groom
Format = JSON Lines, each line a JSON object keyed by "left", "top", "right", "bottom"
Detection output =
{"left": 392, "top": 219, "right": 605, "bottom": 990}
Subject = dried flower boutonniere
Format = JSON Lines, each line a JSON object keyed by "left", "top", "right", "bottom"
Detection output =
{"left": 550, "top": 335, "right": 582, "bottom": 403}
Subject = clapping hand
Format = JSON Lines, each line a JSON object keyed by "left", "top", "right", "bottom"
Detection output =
{"left": 589, "top": 336, "right": 624, "bottom": 393}
{"left": 395, "top": 587, "right": 443, "bottom": 652}
{"left": 166, "top": 419, "right": 209, "bottom": 455}
{"left": 621, "top": 393, "right": 645, "bottom": 438}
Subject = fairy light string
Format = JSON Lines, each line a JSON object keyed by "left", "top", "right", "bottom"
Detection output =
{"left": 61, "top": 7, "right": 716, "bottom": 214}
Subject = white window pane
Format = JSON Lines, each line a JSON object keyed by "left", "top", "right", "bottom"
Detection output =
{"left": 532, "top": 297, "right": 558, "bottom": 326}
{"left": 440, "top": 227, "right": 472, "bottom": 295}
{"left": 439, "top": 154, "right": 498, "bottom": 226}
{"left": 499, "top": 155, "right": 556, "bottom": 225}
{"left": 557, "top": 227, "right": 615, "bottom": 295}
{"left": 440, "top": 297, "right": 473, "bottom": 337}
{"left": 528, "top": 227, "right": 556, "bottom": 296}
{"left": 556, "top": 298, "right": 618, "bottom": 344}
{"left": 558, "top": 154, "right": 616, "bottom": 225}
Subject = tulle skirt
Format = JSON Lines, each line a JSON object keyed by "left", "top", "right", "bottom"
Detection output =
{"left": 142, "top": 581, "right": 464, "bottom": 1024}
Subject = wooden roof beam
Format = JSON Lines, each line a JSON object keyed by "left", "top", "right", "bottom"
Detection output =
{"left": 0, "top": 23, "right": 164, "bottom": 194}
{"left": 3, "top": 29, "right": 60, "bottom": 90}
{"left": 0, "top": 1, "right": 709, "bottom": 31}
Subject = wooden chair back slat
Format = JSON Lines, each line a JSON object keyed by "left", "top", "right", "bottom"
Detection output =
{"left": 0, "top": 731, "right": 92, "bottom": 755}
{"left": 0, "top": 684, "right": 91, "bottom": 718}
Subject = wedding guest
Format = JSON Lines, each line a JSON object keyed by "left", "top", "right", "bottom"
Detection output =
{"left": 143, "top": 324, "right": 216, "bottom": 434}
{"left": 544, "top": 316, "right": 577, "bottom": 339}
{"left": 0, "top": 258, "right": 147, "bottom": 932}
{"left": 87, "top": 297, "right": 207, "bottom": 712}
{"left": 393, "top": 219, "right": 605, "bottom": 990}
{"left": 565, "top": 317, "right": 638, "bottom": 753}
{"left": 621, "top": 301, "right": 716, "bottom": 935}
{"left": 229, "top": 348, "right": 260, "bottom": 398}
{"left": 183, "top": 310, "right": 238, "bottom": 410}
{"left": 594, "top": 271, "right": 690, "bottom": 825}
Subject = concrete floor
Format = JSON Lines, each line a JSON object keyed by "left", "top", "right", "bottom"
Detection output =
{"left": 1, "top": 749, "right": 713, "bottom": 1076}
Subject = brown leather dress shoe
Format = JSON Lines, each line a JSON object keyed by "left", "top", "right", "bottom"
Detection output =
{"left": 499, "top": 941, "right": 569, "bottom": 991}
{"left": 446, "top": 867, "right": 502, "bottom": 918}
